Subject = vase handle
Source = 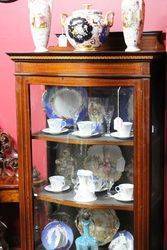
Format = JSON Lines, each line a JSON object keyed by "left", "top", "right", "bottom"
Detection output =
{"left": 61, "top": 13, "right": 68, "bottom": 27}
{"left": 104, "top": 11, "right": 114, "bottom": 27}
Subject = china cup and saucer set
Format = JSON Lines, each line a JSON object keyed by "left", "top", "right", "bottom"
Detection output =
{"left": 44, "top": 170, "right": 133, "bottom": 203}
{"left": 44, "top": 170, "right": 108, "bottom": 196}
{"left": 42, "top": 117, "right": 102, "bottom": 138}
{"left": 42, "top": 117, "right": 133, "bottom": 140}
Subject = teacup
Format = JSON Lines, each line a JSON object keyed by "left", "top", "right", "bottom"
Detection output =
{"left": 49, "top": 175, "right": 65, "bottom": 191}
{"left": 47, "top": 118, "right": 66, "bottom": 132}
{"left": 115, "top": 183, "right": 134, "bottom": 200}
{"left": 77, "top": 121, "right": 98, "bottom": 135}
{"left": 117, "top": 122, "right": 133, "bottom": 137}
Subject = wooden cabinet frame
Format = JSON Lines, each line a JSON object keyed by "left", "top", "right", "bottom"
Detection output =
{"left": 8, "top": 50, "right": 165, "bottom": 250}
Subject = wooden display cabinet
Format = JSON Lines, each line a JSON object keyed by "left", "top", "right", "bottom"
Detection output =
{"left": 8, "top": 32, "right": 166, "bottom": 250}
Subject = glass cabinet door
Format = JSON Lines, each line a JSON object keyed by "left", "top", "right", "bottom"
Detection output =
{"left": 30, "top": 84, "right": 135, "bottom": 249}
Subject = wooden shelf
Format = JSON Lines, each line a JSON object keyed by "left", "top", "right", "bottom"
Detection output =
{"left": 32, "top": 131, "right": 134, "bottom": 146}
{"left": 35, "top": 189, "right": 133, "bottom": 211}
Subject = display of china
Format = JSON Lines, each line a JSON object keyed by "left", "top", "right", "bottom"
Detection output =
{"left": 75, "top": 211, "right": 98, "bottom": 250}
{"left": 117, "top": 121, "right": 133, "bottom": 137}
{"left": 47, "top": 118, "right": 66, "bottom": 132}
{"left": 114, "top": 183, "right": 134, "bottom": 201}
{"left": 74, "top": 169, "right": 97, "bottom": 202}
{"left": 121, "top": 0, "right": 145, "bottom": 52}
{"left": 84, "top": 145, "right": 125, "bottom": 182}
{"left": 77, "top": 121, "right": 98, "bottom": 136}
{"left": 41, "top": 220, "right": 74, "bottom": 249}
{"left": 61, "top": 3, "right": 114, "bottom": 51}
{"left": 76, "top": 208, "right": 120, "bottom": 246}
{"left": 42, "top": 87, "right": 88, "bottom": 126}
{"left": 49, "top": 175, "right": 65, "bottom": 191}
{"left": 28, "top": 0, "right": 52, "bottom": 52}
{"left": 108, "top": 230, "right": 134, "bottom": 250}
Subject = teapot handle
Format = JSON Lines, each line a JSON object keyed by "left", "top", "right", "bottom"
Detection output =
{"left": 61, "top": 13, "right": 68, "bottom": 27}
{"left": 104, "top": 11, "right": 114, "bottom": 27}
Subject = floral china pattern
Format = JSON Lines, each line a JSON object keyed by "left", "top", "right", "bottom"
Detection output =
{"left": 29, "top": 0, "right": 52, "bottom": 52}
{"left": 61, "top": 4, "right": 114, "bottom": 51}
{"left": 121, "top": 0, "right": 145, "bottom": 51}
{"left": 76, "top": 209, "right": 120, "bottom": 246}
{"left": 83, "top": 145, "right": 125, "bottom": 182}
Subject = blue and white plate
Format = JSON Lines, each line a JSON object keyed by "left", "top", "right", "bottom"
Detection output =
{"left": 42, "top": 87, "right": 88, "bottom": 127}
{"left": 108, "top": 230, "right": 134, "bottom": 250}
{"left": 41, "top": 220, "right": 74, "bottom": 250}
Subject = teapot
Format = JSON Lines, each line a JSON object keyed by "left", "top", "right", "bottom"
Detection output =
{"left": 74, "top": 169, "right": 97, "bottom": 202}
{"left": 61, "top": 4, "right": 114, "bottom": 51}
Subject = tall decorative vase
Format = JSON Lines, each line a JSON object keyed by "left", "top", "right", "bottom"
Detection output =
{"left": 121, "top": 0, "right": 145, "bottom": 52}
{"left": 75, "top": 212, "right": 98, "bottom": 250}
{"left": 28, "top": 0, "right": 52, "bottom": 52}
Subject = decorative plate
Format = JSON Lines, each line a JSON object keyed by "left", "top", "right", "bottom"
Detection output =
{"left": 83, "top": 145, "right": 125, "bottom": 182}
{"left": 108, "top": 230, "right": 134, "bottom": 250}
{"left": 76, "top": 209, "right": 120, "bottom": 246}
{"left": 41, "top": 220, "right": 74, "bottom": 250}
{"left": 42, "top": 87, "right": 88, "bottom": 126}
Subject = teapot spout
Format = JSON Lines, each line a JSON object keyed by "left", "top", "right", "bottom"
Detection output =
{"left": 104, "top": 11, "right": 114, "bottom": 27}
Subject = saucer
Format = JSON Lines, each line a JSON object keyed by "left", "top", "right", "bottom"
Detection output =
{"left": 71, "top": 131, "right": 100, "bottom": 138}
{"left": 110, "top": 132, "right": 133, "bottom": 139}
{"left": 111, "top": 192, "right": 133, "bottom": 202}
{"left": 44, "top": 184, "right": 70, "bottom": 193}
{"left": 42, "top": 128, "right": 69, "bottom": 135}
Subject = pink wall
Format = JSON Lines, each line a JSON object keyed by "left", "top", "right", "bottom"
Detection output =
{"left": 0, "top": 0, "right": 166, "bottom": 246}
{"left": 0, "top": 0, "right": 166, "bottom": 140}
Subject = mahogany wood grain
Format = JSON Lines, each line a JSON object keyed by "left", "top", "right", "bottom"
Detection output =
{"left": 14, "top": 61, "right": 150, "bottom": 77}
{"left": 0, "top": 188, "right": 19, "bottom": 202}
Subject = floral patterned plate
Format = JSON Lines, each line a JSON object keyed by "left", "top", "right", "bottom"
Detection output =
{"left": 42, "top": 87, "right": 88, "bottom": 126}
{"left": 76, "top": 208, "right": 120, "bottom": 246}
{"left": 83, "top": 145, "right": 125, "bottom": 182}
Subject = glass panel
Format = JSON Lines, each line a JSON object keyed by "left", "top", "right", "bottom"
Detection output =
{"left": 30, "top": 85, "right": 134, "bottom": 249}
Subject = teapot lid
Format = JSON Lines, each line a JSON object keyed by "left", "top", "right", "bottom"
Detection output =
{"left": 73, "top": 3, "right": 102, "bottom": 15}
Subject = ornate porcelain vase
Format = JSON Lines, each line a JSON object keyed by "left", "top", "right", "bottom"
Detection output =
{"left": 28, "top": 0, "right": 52, "bottom": 52}
{"left": 121, "top": 0, "right": 145, "bottom": 52}
{"left": 75, "top": 212, "right": 98, "bottom": 250}
{"left": 61, "top": 3, "right": 114, "bottom": 51}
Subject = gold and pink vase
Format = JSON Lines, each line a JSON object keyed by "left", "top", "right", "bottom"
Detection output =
{"left": 121, "top": 0, "right": 145, "bottom": 52}
{"left": 28, "top": 0, "right": 52, "bottom": 52}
